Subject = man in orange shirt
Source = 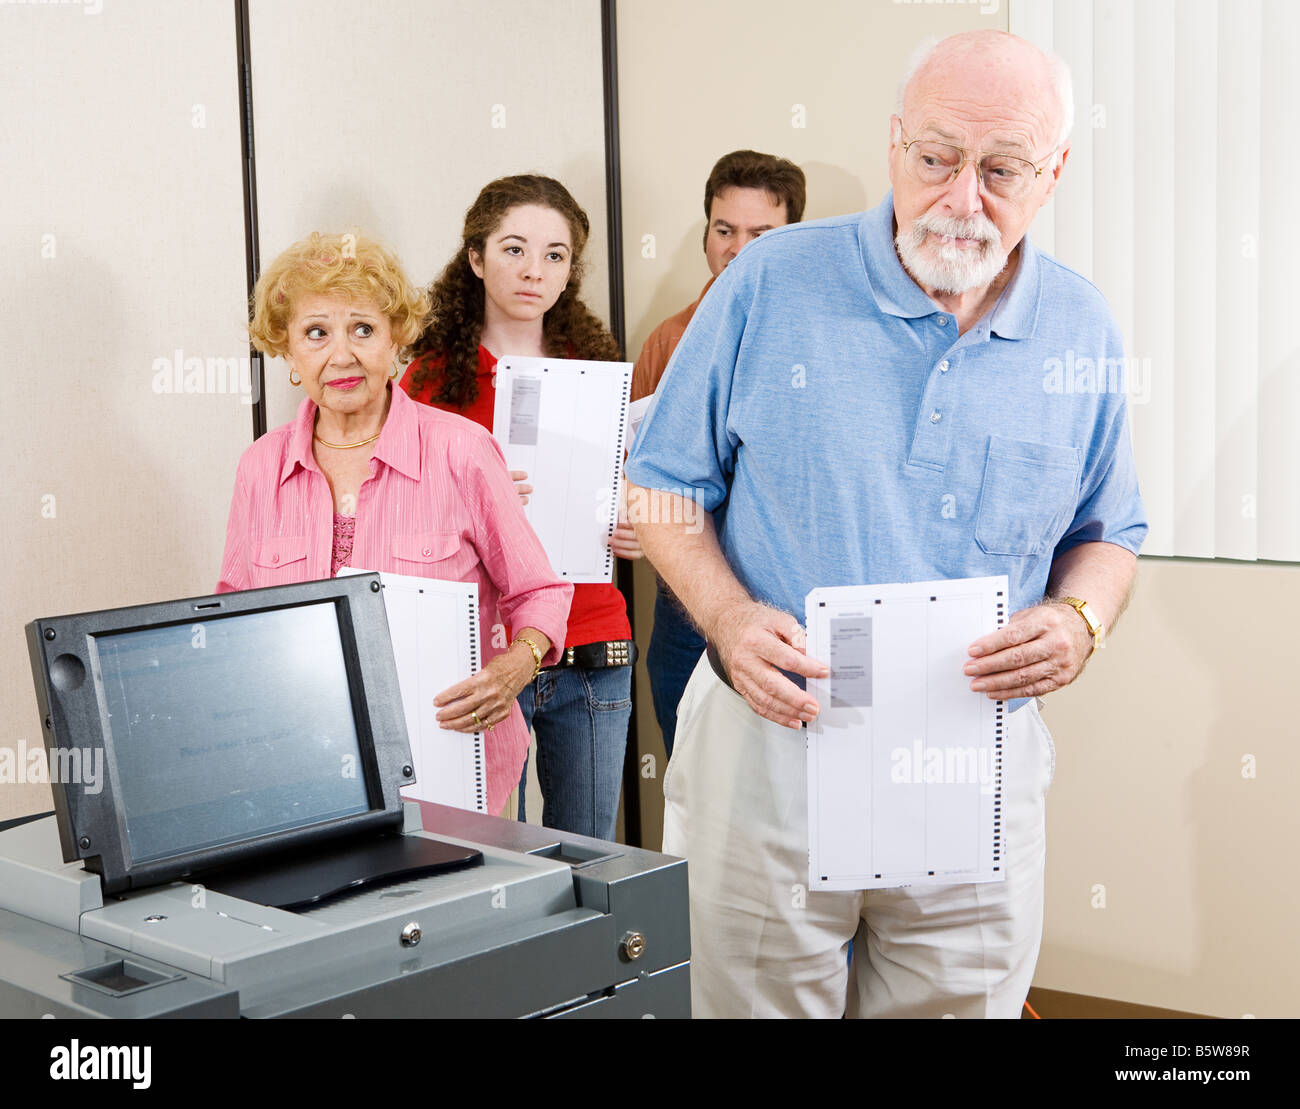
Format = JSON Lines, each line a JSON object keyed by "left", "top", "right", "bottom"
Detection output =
{"left": 632, "top": 150, "right": 806, "bottom": 755}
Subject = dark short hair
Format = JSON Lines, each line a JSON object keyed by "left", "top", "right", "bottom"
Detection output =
{"left": 703, "top": 150, "right": 807, "bottom": 226}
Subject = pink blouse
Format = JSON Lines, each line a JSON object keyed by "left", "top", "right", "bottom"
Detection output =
{"left": 217, "top": 384, "right": 573, "bottom": 816}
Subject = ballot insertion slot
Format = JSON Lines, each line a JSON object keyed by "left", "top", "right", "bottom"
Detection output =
{"left": 528, "top": 842, "right": 621, "bottom": 868}
{"left": 59, "top": 959, "right": 183, "bottom": 999}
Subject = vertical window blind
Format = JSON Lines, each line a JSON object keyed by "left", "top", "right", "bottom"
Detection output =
{"left": 1011, "top": 0, "right": 1299, "bottom": 561}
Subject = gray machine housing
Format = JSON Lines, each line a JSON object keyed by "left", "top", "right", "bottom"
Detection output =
{"left": 0, "top": 801, "right": 690, "bottom": 1018}
{"left": 12, "top": 574, "right": 689, "bottom": 1017}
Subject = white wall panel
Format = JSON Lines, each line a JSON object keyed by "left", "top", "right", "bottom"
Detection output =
{"left": 1172, "top": 0, "right": 1218, "bottom": 557}
{"left": 1213, "top": 2, "right": 1261, "bottom": 560}
{"left": 1090, "top": 0, "right": 1137, "bottom": 396}
{"left": 1048, "top": 0, "right": 1093, "bottom": 279}
{"left": 1257, "top": 0, "right": 1300, "bottom": 561}
{"left": 1022, "top": 0, "right": 1297, "bottom": 562}
{"left": 1131, "top": 0, "right": 1178, "bottom": 556}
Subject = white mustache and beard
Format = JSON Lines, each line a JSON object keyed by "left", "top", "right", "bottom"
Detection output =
{"left": 895, "top": 213, "right": 1008, "bottom": 294}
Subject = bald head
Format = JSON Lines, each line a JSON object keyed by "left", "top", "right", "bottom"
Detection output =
{"left": 899, "top": 30, "right": 1072, "bottom": 153}
{"left": 887, "top": 30, "right": 1074, "bottom": 303}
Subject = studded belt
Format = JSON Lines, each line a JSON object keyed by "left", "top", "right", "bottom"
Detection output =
{"left": 541, "top": 639, "right": 638, "bottom": 671}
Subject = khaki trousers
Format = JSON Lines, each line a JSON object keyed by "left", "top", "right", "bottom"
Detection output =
{"left": 662, "top": 655, "right": 1055, "bottom": 1018}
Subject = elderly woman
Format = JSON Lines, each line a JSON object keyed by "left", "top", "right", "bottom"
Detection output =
{"left": 217, "top": 231, "right": 572, "bottom": 818}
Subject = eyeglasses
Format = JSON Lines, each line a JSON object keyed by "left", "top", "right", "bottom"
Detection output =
{"left": 898, "top": 126, "right": 1058, "bottom": 200}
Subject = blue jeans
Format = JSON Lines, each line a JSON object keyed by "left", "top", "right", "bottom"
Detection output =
{"left": 516, "top": 663, "right": 632, "bottom": 842}
{"left": 646, "top": 582, "right": 705, "bottom": 758}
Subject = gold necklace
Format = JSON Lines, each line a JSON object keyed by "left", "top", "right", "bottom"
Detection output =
{"left": 314, "top": 429, "right": 381, "bottom": 449}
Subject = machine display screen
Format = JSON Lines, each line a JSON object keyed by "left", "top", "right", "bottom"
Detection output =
{"left": 94, "top": 603, "right": 371, "bottom": 865}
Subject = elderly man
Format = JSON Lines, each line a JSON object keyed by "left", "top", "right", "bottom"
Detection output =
{"left": 625, "top": 29, "right": 1146, "bottom": 1019}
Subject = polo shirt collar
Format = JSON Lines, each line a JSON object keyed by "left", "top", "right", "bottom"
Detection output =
{"left": 860, "top": 192, "right": 938, "bottom": 320}
{"left": 987, "top": 234, "right": 1041, "bottom": 340}
{"left": 279, "top": 382, "right": 421, "bottom": 486}
{"left": 859, "top": 190, "right": 1042, "bottom": 340}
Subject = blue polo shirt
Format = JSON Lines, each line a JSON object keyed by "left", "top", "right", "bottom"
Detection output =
{"left": 625, "top": 192, "right": 1147, "bottom": 695}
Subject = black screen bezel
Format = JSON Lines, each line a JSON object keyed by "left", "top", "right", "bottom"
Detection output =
{"left": 26, "top": 575, "right": 413, "bottom": 895}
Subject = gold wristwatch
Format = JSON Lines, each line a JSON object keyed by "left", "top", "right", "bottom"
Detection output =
{"left": 1058, "top": 596, "right": 1104, "bottom": 656}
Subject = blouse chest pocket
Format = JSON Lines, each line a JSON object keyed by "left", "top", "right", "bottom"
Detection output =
{"left": 252, "top": 535, "right": 309, "bottom": 572}
{"left": 974, "top": 436, "right": 1082, "bottom": 558}
{"left": 392, "top": 531, "right": 472, "bottom": 577}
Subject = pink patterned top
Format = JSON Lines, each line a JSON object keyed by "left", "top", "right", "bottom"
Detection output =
{"left": 331, "top": 513, "right": 356, "bottom": 577}
{"left": 216, "top": 384, "right": 572, "bottom": 816}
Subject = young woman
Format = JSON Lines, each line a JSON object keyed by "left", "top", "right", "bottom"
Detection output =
{"left": 402, "top": 175, "right": 638, "bottom": 842}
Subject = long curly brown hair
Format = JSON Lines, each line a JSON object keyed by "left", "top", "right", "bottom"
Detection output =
{"left": 409, "top": 175, "right": 622, "bottom": 408}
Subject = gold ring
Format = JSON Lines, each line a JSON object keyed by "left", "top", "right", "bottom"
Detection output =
{"left": 471, "top": 710, "right": 482, "bottom": 728}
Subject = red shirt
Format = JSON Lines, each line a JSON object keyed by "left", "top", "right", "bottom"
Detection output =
{"left": 402, "top": 347, "right": 631, "bottom": 648}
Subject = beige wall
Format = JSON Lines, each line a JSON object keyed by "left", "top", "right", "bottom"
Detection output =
{"left": 1037, "top": 558, "right": 1300, "bottom": 1017}
{"left": 618, "top": 0, "right": 1295, "bottom": 1018}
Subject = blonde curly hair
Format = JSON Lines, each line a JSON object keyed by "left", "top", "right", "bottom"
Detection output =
{"left": 249, "top": 231, "right": 430, "bottom": 359}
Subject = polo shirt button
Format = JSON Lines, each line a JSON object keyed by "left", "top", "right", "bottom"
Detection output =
{"left": 930, "top": 411, "right": 942, "bottom": 424}
{"left": 937, "top": 316, "right": 948, "bottom": 326}
{"left": 271, "top": 553, "right": 280, "bottom": 564}
{"left": 422, "top": 546, "right": 432, "bottom": 557}
{"left": 938, "top": 360, "right": 950, "bottom": 373}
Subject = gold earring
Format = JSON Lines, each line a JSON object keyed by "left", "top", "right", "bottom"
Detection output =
{"left": 389, "top": 362, "right": 401, "bottom": 380}
{"left": 289, "top": 368, "right": 302, "bottom": 387}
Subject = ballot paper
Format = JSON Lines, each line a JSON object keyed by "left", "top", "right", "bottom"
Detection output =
{"left": 339, "top": 568, "right": 486, "bottom": 813}
{"left": 805, "top": 576, "right": 1008, "bottom": 890}
{"left": 493, "top": 356, "right": 633, "bottom": 583}
{"left": 626, "top": 394, "right": 654, "bottom": 447}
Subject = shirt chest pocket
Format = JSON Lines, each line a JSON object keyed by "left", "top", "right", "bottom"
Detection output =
{"left": 974, "top": 436, "right": 1082, "bottom": 558}
{"left": 391, "top": 531, "right": 473, "bottom": 578}
{"left": 251, "top": 535, "right": 310, "bottom": 579}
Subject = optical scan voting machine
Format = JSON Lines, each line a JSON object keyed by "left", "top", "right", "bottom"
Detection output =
{"left": 0, "top": 575, "right": 689, "bottom": 1018}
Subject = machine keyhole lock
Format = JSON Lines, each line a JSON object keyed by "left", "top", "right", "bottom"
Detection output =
{"left": 400, "top": 922, "right": 422, "bottom": 947}
{"left": 620, "top": 931, "right": 645, "bottom": 961}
